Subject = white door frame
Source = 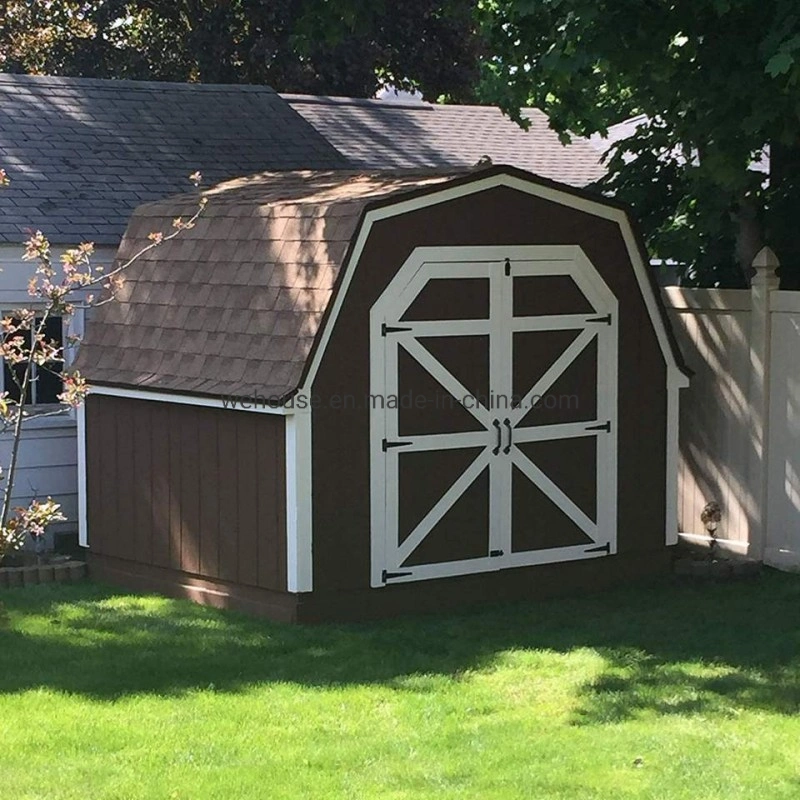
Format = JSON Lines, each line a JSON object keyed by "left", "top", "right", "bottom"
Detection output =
{"left": 370, "top": 245, "right": 618, "bottom": 587}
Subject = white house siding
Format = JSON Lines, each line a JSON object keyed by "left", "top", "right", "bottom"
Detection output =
{"left": 0, "top": 417, "right": 78, "bottom": 541}
{"left": 0, "top": 244, "right": 117, "bottom": 545}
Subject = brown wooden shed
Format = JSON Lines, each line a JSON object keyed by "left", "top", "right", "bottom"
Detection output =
{"left": 75, "top": 166, "right": 689, "bottom": 622}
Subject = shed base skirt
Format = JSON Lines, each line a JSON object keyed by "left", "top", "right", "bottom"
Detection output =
{"left": 89, "top": 548, "right": 672, "bottom": 624}
{"left": 297, "top": 548, "right": 673, "bottom": 622}
{"left": 88, "top": 554, "right": 300, "bottom": 622}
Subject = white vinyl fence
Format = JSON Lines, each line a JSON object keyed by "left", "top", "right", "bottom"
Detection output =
{"left": 664, "top": 247, "right": 800, "bottom": 568}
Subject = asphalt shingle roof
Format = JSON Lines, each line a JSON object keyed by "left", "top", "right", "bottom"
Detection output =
{"left": 74, "top": 169, "right": 458, "bottom": 398}
{"left": 0, "top": 75, "right": 348, "bottom": 245}
{"left": 284, "top": 95, "right": 606, "bottom": 187}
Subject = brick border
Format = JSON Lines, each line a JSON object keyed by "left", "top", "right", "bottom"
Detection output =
{"left": 0, "top": 561, "right": 87, "bottom": 589}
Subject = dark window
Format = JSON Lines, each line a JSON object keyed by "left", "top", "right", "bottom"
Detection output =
{"left": 2, "top": 315, "right": 63, "bottom": 405}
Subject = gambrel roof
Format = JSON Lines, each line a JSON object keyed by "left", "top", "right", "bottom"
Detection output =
{"left": 74, "top": 169, "right": 457, "bottom": 398}
{"left": 74, "top": 165, "right": 687, "bottom": 400}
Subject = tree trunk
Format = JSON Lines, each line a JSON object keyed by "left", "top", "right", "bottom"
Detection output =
{"left": 769, "top": 140, "right": 800, "bottom": 289}
{"left": 734, "top": 196, "right": 764, "bottom": 285}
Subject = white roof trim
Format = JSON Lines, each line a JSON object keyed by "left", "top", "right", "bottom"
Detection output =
{"left": 301, "top": 170, "right": 688, "bottom": 394}
{"left": 88, "top": 384, "right": 293, "bottom": 414}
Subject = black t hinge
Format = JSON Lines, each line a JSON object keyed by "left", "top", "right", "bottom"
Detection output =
{"left": 382, "top": 439, "right": 412, "bottom": 452}
{"left": 504, "top": 258, "right": 511, "bottom": 276}
{"left": 382, "top": 323, "right": 413, "bottom": 336}
{"left": 585, "top": 420, "right": 611, "bottom": 433}
{"left": 585, "top": 542, "right": 611, "bottom": 555}
{"left": 490, "top": 549, "right": 504, "bottom": 557}
{"left": 382, "top": 569, "right": 413, "bottom": 583}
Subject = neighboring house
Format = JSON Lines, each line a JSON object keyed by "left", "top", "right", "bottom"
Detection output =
{"left": 0, "top": 73, "right": 345, "bottom": 544}
{"left": 284, "top": 94, "right": 605, "bottom": 186}
{"left": 589, "top": 114, "right": 770, "bottom": 175}
{"left": 0, "top": 73, "right": 606, "bottom": 546}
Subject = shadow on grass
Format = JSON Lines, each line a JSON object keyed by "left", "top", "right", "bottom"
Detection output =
{"left": 2, "top": 570, "right": 800, "bottom": 722}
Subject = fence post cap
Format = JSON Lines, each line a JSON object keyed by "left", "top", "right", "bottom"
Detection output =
{"left": 752, "top": 246, "right": 780, "bottom": 270}
{"left": 751, "top": 246, "right": 780, "bottom": 287}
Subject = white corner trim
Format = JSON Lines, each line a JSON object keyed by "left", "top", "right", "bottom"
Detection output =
{"left": 87, "top": 384, "right": 292, "bottom": 414}
{"left": 77, "top": 403, "right": 88, "bottom": 548}
{"left": 285, "top": 406, "right": 313, "bottom": 592}
{"left": 300, "top": 171, "right": 688, "bottom": 396}
{"left": 665, "top": 375, "right": 681, "bottom": 546}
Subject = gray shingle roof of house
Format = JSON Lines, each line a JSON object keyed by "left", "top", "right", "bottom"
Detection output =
{"left": 284, "top": 95, "right": 606, "bottom": 187}
{"left": 0, "top": 75, "right": 348, "bottom": 245}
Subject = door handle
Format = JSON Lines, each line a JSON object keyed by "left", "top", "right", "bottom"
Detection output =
{"left": 492, "top": 419, "right": 501, "bottom": 455}
{"left": 503, "top": 418, "right": 512, "bottom": 454}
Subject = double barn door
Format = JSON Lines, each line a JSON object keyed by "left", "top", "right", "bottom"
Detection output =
{"left": 370, "top": 246, "right": 618, "bottom": 586}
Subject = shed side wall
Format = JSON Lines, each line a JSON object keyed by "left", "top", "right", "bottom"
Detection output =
{"left": 85, "top": 395, "right": 288, "bottom": 593}
{"left": 310, "top": 185, "right": 668, "bottom": 601}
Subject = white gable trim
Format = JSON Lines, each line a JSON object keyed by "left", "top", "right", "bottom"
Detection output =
{"left": 301, "top": 171, "right": 688, "bottom": 394}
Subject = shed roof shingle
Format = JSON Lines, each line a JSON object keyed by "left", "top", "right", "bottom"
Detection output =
{"left": 74, "top": 169, "right": 459, "bottom": 398}
{"left": 0, "top": 75, "right": 348, "bottom": 245}
{"left": 284, "top": 95, "right": 606, "bottom": 187}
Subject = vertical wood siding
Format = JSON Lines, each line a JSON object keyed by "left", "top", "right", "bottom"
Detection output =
{"left": 86, "top": 395, "right": 287, "bottom": 591}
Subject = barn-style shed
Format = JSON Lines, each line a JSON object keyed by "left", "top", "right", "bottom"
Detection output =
{"left": 76, "top": 165, "right": 689, "bottom": 622}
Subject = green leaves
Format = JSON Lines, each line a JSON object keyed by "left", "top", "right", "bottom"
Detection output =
{"left": 1, "top": 0, "right": 483, "bottom": 100}
{"left": 765, "top": 34, "right": 800, "bottom": 77}
{"left": 766, "top": 51, "right": 794, "bottom": 77}
{"left": 479, "top": 0, "right": 800, "bottom": 285}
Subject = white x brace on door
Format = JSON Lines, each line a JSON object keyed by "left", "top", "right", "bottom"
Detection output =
{"left": 370, "top": 245, "right": 618, "bottom": 586}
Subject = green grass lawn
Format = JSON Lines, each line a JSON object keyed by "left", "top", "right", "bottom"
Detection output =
{"left": 2, "top": 572, "right": 800, "bottom": 799}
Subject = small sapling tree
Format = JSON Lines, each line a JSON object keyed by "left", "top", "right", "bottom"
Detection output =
{"left": 0, "top": 167, "right": 206, "bottom": 570}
